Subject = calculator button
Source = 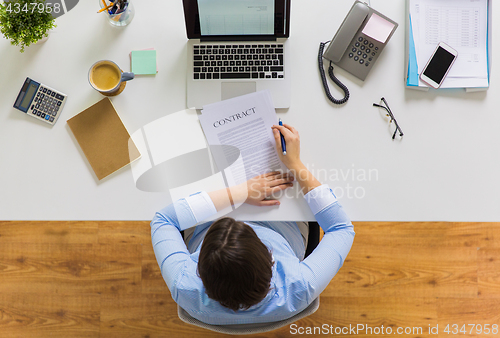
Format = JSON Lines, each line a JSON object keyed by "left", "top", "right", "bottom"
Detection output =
{"left": 351, "top": 47, "right": 357, "bottom": 53}
{"left": 354, "top": 56, "right": 359, "bottom": 61}
{"left": 359, "top": 59, "right": 364, "bottom": 64}
{"left": 35, "top": 104, "right": 40, "bottom": 109}
{"left": 51, "top": 92, "right": 56, "bottom": 97}
{"left": 52, "top": 111, "right": 57, "bottom": 116}
{"left": 366, "top": 49, "right": 370, "bottom": 53}
{"left": 358, "top": 37, "right": 363, "bottom": 42}
{"left": 42, "top": 88, "right": 47, "bottom": 93}
{"left": 365, "top": 62, "right": 370, "bottom": 67}
{"left": 357, "top": 51, "right": 362, "bottom": 56}
{"left": 57, "top": 101, "right": 61, "bottom": 106}
{"left": 31, "top": 105, "right": 34, "bottom": 110}
{"left": 369, "top": 43, "right": 374, "bottom": 48}
{"left": 355, "top": 42, "right": 360, "bottom": 47}
{"left": 41, "top": 113, "right": 46, "bottom": 118}
{"left": 37, "top": 111, "right": 41, "bottom": 116}
{"left": 50, "top": 117, "right": 54, "bottom": 122}
{"left": 360, "top": 45, "right": 365, "bottom": 50}
{"left": 349, "top": 53, "right": 354, "bottom": 58}
{"left": 32, "top": 110, "right": 37, "bottom": 115}
{"left": 45, "top": 115, "right": 50, "bottom": 121}
{"left": 363, "top": 54, "right": 367, "bottom": 58}
{"left": 375, "top": 47, "right": 379, "bottom": 50}
{"left": 372, "top": 52, "right": 376, "bottom": 56}
{"left": 364, "top": 40, "right": 368, "bottom": 45}
{"left": 47, "top": 90, "right": 52, "bottom": 95}
{"left": 369, "top": 57, "right": 373, "bottom": 61}
{"left": 36, "top": 92, "right": 40, "bottom": 97}
{"left": 55, "top": 94, "right": 64, "bottom": 100}
{"left": 40, "top": 94, "right": 45, "bottom": 99}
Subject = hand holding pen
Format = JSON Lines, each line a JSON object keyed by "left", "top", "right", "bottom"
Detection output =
{"left": 272, "top": 122, "right": 302, "bottom": 170}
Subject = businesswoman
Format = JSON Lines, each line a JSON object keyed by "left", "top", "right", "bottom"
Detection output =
{"left": 151, "top": 123, "right": 355, "bottom": 324}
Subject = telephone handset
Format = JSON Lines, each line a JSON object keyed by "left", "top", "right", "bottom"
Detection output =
{"left": 319, "top": 1, "right": 398, "bottom": 104}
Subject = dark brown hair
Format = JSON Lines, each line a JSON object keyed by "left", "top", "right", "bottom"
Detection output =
{"left": 198, "top": 217, "right": 274, "bottom": 311}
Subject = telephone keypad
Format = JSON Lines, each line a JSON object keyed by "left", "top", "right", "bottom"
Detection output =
{"left": 349, "top": 35, "right": 381, "bottom": 67}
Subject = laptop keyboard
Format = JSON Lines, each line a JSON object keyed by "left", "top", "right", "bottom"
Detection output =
{"left": 193, "top": 44, "right": 284, "bottom": 80}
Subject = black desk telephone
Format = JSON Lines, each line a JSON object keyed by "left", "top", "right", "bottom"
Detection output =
{"left": 319, "top": 1, "right": 398, "bottom": 104}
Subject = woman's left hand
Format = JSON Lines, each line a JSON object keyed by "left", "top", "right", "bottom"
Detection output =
{"left": 240, "top": 171, "right": 294, "bottom": 206}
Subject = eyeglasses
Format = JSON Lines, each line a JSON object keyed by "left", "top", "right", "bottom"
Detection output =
{"left": 373, "top": 97, "right": 403, "bottom": 140}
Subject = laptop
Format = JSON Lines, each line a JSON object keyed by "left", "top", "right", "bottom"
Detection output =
{"left": 183, "top": 0, "right": 291, "bottom": 109}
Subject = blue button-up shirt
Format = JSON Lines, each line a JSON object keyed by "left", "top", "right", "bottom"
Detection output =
{"left": 151, "top": 184, "right": 355, "bottom": 325}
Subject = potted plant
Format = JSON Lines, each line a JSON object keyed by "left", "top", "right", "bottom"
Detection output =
{"left": 0, "top": 0, "right": 56, "bottom": 52}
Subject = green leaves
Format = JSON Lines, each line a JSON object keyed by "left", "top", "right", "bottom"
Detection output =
{"left": 0, "top": 0, "right": 57, "bottom": 52}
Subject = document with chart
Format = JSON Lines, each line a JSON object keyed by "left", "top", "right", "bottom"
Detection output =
{"left": 409, "top": 0, "right": 489, "bottom": 88}
{"left": 197, "top": 0, "right": 274, "bottom": 35}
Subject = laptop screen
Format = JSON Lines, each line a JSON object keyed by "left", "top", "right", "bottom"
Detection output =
{"left": 183, "top": 0, "right": 290, "bottom": 40}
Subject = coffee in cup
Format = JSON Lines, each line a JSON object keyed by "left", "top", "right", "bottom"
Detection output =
{"left": 88, "top": 60, "right": 134, "bottom": 95}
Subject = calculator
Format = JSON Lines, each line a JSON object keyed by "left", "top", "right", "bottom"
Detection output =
{"left": 13, "top": 77, "right": 67, "bottom": 125}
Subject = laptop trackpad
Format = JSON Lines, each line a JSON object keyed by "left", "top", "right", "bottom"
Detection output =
{"left": 221, "top": 82, "right": 256, "bottom": 101}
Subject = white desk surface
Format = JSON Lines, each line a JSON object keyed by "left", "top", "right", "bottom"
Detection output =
{"left": 1, "top": 0, "right": 499, "bottom": 222}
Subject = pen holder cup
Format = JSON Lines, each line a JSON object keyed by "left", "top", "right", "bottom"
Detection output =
{"left": 99, "top": 0, "right": 135, "bottom": 27}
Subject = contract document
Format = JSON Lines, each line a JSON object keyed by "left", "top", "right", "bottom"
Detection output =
{"left": 199, "top": 91, "right": 284, "bottom": 187}
{"left": 199, "top": 91, "right": 314, "bottom": 220}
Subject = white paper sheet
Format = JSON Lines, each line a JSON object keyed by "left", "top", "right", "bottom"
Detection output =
{"left": 199, "top": 91, "right": 284, "bottom": 188}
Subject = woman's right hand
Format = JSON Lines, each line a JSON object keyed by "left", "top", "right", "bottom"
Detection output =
{"left": 272, "top": 123, "right": 302, "bottom": 170}
{"left": 272, "top": 123, "right": 322, "bottom": 194}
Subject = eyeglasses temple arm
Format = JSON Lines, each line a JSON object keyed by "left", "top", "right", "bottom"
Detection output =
{"left": 374, "top": 102, "right": 404, "bottom": 138}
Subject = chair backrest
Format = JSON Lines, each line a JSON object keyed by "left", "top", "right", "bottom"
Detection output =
{"left": 177, "top": 297, "right": 320, "bottom": 335}
{"left": 305, "top": 221, "right": 320, "bottom": 258}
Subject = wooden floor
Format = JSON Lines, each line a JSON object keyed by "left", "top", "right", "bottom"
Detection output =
{"left": 0, "top": 221, "right": 499, "bottom": 338}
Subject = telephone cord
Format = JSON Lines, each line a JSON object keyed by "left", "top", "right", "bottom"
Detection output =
{"left": 318, "top": 41, "right": 350, "bottom": 105}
